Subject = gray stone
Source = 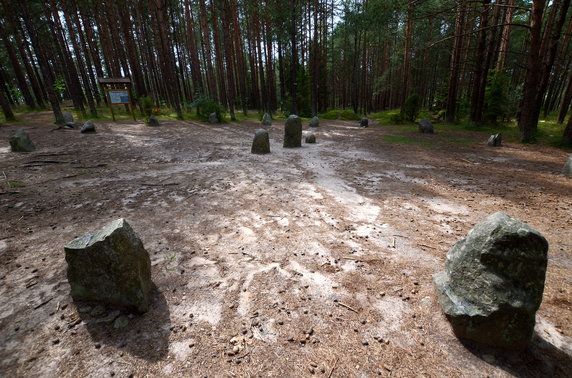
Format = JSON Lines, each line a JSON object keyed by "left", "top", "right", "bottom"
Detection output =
{"left": 148, "top": 115, "right": 160, "bottom": 127}
{"left": 9, "top": 129, "right": 36, "bottom": 152}
{"left": 81, "top": 120, "right": 96, "bottom": 133}
{"left": 309, "top": 116, "right": 319, "bottom": 128}
{"left": 113, "top": 315, "right": 129, "bottom": 329}
{"left": 488, "top": 133, "right": 502, "bottom": 147}
{"left": 562, "top": 154, "right": 572, "bottom": 177}
{"left": 305, "top": 133, "right": 316, "bottom": 144}
{"left": 262, "top": 113, "right": 272, "bottom": 126}
{"left": 418, "top": 119, "right": 433, "bottom": 134}
{"left": 251, "top": 129, "right": 270, "bottom": 154}
{"left": 360, "top": 118, "right": 369, "bottom": 128}
{"left": 209, "top": 112, "right": 219, "bottom": 124}
{"left": 283, "top": 115, "right": 302, "bottom": 148}
{"left": 64, "top": 218, "right": 152, "bottom": 313}
{"left": 63, "top": 112, "right": 75, "bottom": 127}
{"left": 433, "top": 212, "right": 548, "bottom": 349}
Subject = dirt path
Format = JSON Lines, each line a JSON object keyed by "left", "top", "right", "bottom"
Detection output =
{"left": 1, "top": 114, "right": 571, "bottom": 377}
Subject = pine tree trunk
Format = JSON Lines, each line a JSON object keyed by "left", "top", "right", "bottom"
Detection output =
{"left": 469, "top": 0, "right": 490, "bottom": 124}
{"left": 446, "top": 0, "right": 467, "bottom": 123}
{"left": 558, "top": 74, "right": 572, "bottom": 124}
{"left": 0, "top": 68, "right": 15, "bottom": 120}
{"left": 290, "top": 0, "right": 298, "bottom": 115}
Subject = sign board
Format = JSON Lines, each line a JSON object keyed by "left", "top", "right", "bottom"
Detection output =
{"left": 108, "top": 90, "right": 131, "bottom": 104}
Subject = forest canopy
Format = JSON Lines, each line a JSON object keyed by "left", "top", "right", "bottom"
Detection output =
{"left": 0, "top": 0, "right": 571, "bottom": 143}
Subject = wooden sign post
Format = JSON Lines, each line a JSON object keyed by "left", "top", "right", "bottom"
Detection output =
{"left": 97, "top": 78, "right": 136, "bottom": 122}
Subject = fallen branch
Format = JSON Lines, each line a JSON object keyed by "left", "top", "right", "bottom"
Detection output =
{"left": 336, "top": 302, "right": 359, "bottom": 313}
{"left": 141, "top": 182, "right": 179, "bottom": 187}
{"left": 25, "top": 160, "right": 78, "bottom": 164}
{"left": 328, "top": 358, "right": 338, "bottom": 378}
{"left": 34, "top": 298, "right": 53, "bottom": 310}
{"left": 72, "top": 164, "right": 107, "bottom": 169}
{"left": 418, "top": 244, "right": 437, "bottom": 250}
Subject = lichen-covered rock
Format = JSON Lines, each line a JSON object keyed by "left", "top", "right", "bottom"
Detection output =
{"left": 360, "top": 118, "right": 369, "bottom": 128}
{"left": 305, "top": 133, "right": 316, "bottom": 144}
{"left": 9, "top": 129, "right": 36, "bottom": 152}
{"left": 562, "top": 154, "right": 572, "bottom": 178}
{"left": 283, "top": 114, "right": 302, "bottom": 148}
{"left": 419, "top": 119, "right": 433, "bottom": 134}
{"left": 251, "top": 129, "right": 270, "bottom": 154}
{"left": 63, "top": 112, "right": 75, "bottom": 127}
{"left": 309, "top": 116, "right": 319, "bottom": 128}
{"left": 208, "top": 112, "right": 219, "bottom": 124}
{"left": 488, "top": 133, "right": 502, "bottom": 147}
{"left": 81, "top": 120, "right": 96, "bottom": 133}
{"left": 261, "top": 113, "right": 272, "bottom": 126}
{"left": 64, "top": 218, "right": 152, "bottom": 313}
{"left": 434, "top": 212, "right": 548, "bottom": 349}
{"left": 148, "top": 115, "right": 160, "bottom": 127}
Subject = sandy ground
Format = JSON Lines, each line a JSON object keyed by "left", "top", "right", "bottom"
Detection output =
{"left": 0, "top": 113, "right": 571, "bottom": 377}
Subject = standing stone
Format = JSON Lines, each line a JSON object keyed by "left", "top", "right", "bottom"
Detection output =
{"left": 148, "top": 115, "right": 160, "bottom": 126}
{"left": 283, "top": 114, "right": 302, "bottom": 148}
{"left": 251, "top": 129, "right": 270, "bottom": 154}
{"left": 9, "top": 129, "right": 36, "bottom": 152}
{"left": 62, "top": 112, "right": 75, "bottom": 127}
{"left": 309, "top": 116, "right": 320, "bottom": 128}
{"left": 433, "top": 212, "right": 548, "bottom": 349}
{"left": 418, "top": 119, "right": 433, "bottom": 134}
{"left": 64, "top": 218, "right": 152, "bottom": 313}
{"left": 488, "top": 133, "right": 502, "bottom": 147}
{"left": 209, "top": 112, "right": 219, "bottom": 124}
{"left": 562, "top": 155, "right": 572, "bottom": 177}
{"left": 360, "top": 118, "right": 369, "bottom": 128}
{"left": 80, "top": 120, "right": 96, "bottom": 133}
{"left": 262, "top": 113, "right": 272, "bottom": 126}
{"left": 305, "top": 133, "right": 316, "bottom": 144}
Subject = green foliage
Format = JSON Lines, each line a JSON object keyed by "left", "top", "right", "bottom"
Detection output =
{"left": 400, "top": 94, "right": 420, "bottom": 122}
{"left": 190, "top": 94, "right": 226, "bottom": 122}
{"left": 320, "top": 109, "right": 360, "bottom": 120}
{"left": 53, "top": 77, "right": 66, "bottom": 100}
{"left": 296, "top": 67, "right": 312, "bottom": 117}
{"left": 484, "top": 71, "right": 510, "bottom": 124}
{"left": 139, "top": 96, "right": 154, "bottom": 117}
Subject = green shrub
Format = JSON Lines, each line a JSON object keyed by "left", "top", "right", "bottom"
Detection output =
{"left": 191, "top": 95, "right": 226, "bottom": 122}
{"left": 401, "top": 94, "right": 420, "bottom": 122}
{"left": 319, "top": 109, "right": 360, "bottom": 120}
{"left": 139, "top": 96, "right": 154, "bottom": 117}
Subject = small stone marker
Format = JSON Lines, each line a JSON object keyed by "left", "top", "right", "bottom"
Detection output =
{"left": 148, "top": 115, "right": 160, "bottom": 126}
{"left": 80, "top": 120, "right": 96, "bottom": 133}
{"left": 434, "top": 212, "right": 548, "bottom": 349}
{"left": 283, "top": 114, "right": 302, "bottom": 148}
{"left": 208, "top": 112, "right": 219, "bottom": 124}
{"left": 418, "top": 119, "right": 433, "bottom": 134}
{"left": 262, "top": 113, "right": 272, "bottom": 126}
{"left": 309, "top": 116, "right": 319, "bottom": 128}
{"left": 251, "top": 129, "right": 270, "bottom": 154}
{"left": 488, "top": 133, "right": 502, "bottom": 147}
{"left": 360, "top": 118, "right": 369, "bottom": 128}
{"left": 64, "top": 218, "right": 152, "bottom": 313}
{"left": 562, "top": 154, "right": 572, "bottom": 177}
{"left": 9, "top": 129, "right": 36, "bottom": 152}
{"left": 63, "top": 112, "right": 75, "bottom": 127}
{"left": 305, "top": 133, "right": 316, "bottom": 144}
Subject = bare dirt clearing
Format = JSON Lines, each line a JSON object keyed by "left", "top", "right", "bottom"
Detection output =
{"left": 1, "top": 113, "right": 571, "bottom": 377}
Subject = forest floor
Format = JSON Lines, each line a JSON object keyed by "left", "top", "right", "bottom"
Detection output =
{"left": 1, "top": 112, "right": 571, "bottom": 377}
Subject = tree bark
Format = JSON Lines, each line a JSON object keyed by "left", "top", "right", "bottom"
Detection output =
{"left": 446, "top": 0, "right": 467, "bottom": 123}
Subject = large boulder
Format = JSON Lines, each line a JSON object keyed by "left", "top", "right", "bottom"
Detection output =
{"left": 208, "top": 112, "right": 219, "bottom": 124}
{"left": 360, "top": 118, "right": 369, "bottom": 128}
{"left": 309, "top": 116, "right": 320, "bottom": 128}
{"left": 562, "top": 154, "right": 572, "bottom": 177}
{"left": 80, "top": 120, "right": 96, "bottom": 133}
{"left": 434, "top": 212, "right": 548, "bottom": 349}
{"left": 283, "top": 114, "right": 302, "bottom": 148}
{"left": 147, "top": 115, "right": 160, "bottom": 127}
{"left": 419, "top": 119, "right": 433, "bottom": 134}
{"left": 9, "top": 129, "right": 36, "bottom": 152}
{"left": 488, "top": 133, "right": 502, "bottom": 147}
{"left": 261, "top": 113, "right": 272, "bottom": 126}
{"left": 62, "top": 112, "right": 75, "bottom": 127}
{"left": 64, "top": 219, "right": 152, "bottom": 313}
{"left": 251, "top": 129, "right": 270, "bottom": 154}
